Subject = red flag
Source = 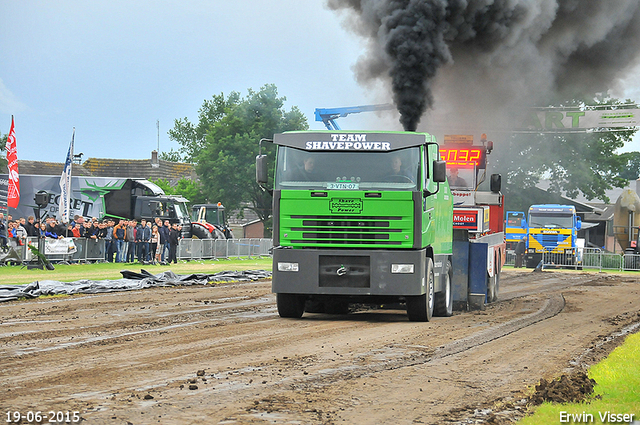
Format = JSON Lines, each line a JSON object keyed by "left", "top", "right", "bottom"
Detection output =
{"left": 6, "top": 116, "right": 20, "bottom": 208}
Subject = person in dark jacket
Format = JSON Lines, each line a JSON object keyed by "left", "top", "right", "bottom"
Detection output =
{"left": 168, "top": 223, "right": 181, "bottom": 264}
{"left": 25, "top": 216, "right": 40, "bottom": 237}
{"left": 136, "top": 219, "right": 151, "bottom": 263}
{"left": 159, "top": 219, "right": 171, "bottom": 263}
{"left": 515, "top": 236, "right": 526, "bottom": 268}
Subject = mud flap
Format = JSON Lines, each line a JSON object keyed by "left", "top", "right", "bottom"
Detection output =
{"left": 468, "top": 242, "right": 488, "bottom": 311}
{"left": 451, "top": 240, "right": 469, "bottom": 311}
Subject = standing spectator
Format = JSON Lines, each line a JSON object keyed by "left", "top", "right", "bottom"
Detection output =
{"left": 0, "top": 212, "right": 8, "bottom": 251}
{"left": 125, "top": 220, "right": 137, "bottom": 263}
{"left": 71, "top": 223, "right": 82, "bottom": 238}
{"left": 136, "top": 219, "right": 151, "bottom": 263}
{"left": 46, "top": 218, "right": 64, "bottom": 239}
{"left": 95, "top": 221, "right": 107, "bottom": 239}
{"left": 515, "top": 236, "right": 526, "bottom": 268}
{"left": 114, "top": 219, "right": 126, "bottom": 263}
{"left": 42, "top": 222, "right": 59, "bottom": 239}
{"left": 83, "top": 221, "right": 98, "bottom": 239}
{"left": 159, "top": 219, "right": 170, "bottom": 263}
{"left": 150, "top": 225, "right": 160, "bottom": 264}
{"left": 38, "top": 222, "right": 47, "bottom": 238}
{"left": 14, "top": 219, "right": 28, "bottom": 246}
{"left": 104, "top": 220, "right": 114, "bottom": 262}
{"left": 168, "top": 223, "right": 181, "bottom": 264}
{"left": 25, "top": 216, "right": 39, "bottom": 237}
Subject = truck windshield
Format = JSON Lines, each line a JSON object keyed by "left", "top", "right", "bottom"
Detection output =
{"left": 174, "top": 202, "right": 189, "bottom": 220}
{"left": 275, "top": 146, "right": 420, "bottom": 191}
{"left": 507, "top": 213, "right": 524, "bottom": 227}
{"left": 529, "top": 213, "right": 573, "bottom": 228}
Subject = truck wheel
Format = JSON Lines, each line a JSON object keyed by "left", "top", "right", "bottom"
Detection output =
{"left": 305, "top": 299, "right": 325, "bottom": 313}
{"left": 406, "top": 257, "right": 434, "bottom": 322}
{"left": 434, "top": 260, "right": 453, "bottom": 317}
{"left": 276, "top": 293, "right": 306, "bottom": 318}
{"left": 191, "top": 224, "right": 212, "bottom": 239}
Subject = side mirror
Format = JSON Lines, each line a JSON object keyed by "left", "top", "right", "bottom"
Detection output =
{"left": 256, "top": 155, "right": 268, "bottom": 184}
{"left": 433, "top": 160, "right": 447, "bottom": 183}
{"left": 576, "top": 216, "right": 582, "bottom": 230}
{"left": 490, "top": 174, "right": 501, "bottom": 193}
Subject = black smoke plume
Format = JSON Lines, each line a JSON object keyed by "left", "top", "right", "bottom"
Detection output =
{"left": 328, "top": 0, "right": 640, "bottom": 132}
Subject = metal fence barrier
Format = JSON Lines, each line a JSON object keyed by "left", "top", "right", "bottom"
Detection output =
{"left": 6, "top": 237, "right": 273, "bottom": 264}
{"left": 505, "top": 247, "right": 640, "bottom": 272}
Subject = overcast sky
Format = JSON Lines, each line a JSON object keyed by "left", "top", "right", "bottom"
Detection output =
{"left": 2, "top": 1, "right": 640, "bottom": 163}
{"left": 0, "top": 0, "right": 380, "bottom": 163}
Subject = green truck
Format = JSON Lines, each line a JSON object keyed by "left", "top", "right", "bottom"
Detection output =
{"left": 256, "top": 131, "right": 454, "bottom": 321}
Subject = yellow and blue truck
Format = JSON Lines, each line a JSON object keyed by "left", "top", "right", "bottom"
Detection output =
{"left": 525, "top": 204, "right": 582, "bottom": 268}
{"left": 505, "top": 211, "right": 527, "bottom": 250}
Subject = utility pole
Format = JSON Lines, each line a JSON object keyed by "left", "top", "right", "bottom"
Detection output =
{"left": 156, "top": 120, "right": 160, "bottom": 153}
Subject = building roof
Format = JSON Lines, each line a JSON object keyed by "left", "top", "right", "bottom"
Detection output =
{"left": 18, "top": 151, "right": 196, "bottom": 183}
{"left": 17, "top": 160, "right": 93, "bottom": 176}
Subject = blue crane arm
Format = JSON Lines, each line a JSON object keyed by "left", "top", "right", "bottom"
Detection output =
{"left": 314, "top": 104, "right": 394, "bottom": 130}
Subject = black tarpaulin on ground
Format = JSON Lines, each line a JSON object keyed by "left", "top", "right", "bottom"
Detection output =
{"left": 0, "top": 269, "right": 272, "bottom": 303}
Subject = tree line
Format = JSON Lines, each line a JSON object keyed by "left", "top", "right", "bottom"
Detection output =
{"left": 3, "top": 88, "right": 637, "bottom": 228}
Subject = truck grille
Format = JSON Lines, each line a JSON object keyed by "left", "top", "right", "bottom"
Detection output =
{"left": 285, "top": 215, "right": 405, "bottom": 246}
{"left": 534, "top": 234, "right": 569, "bottom": 250}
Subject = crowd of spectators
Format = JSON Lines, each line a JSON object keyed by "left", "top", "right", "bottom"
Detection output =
{"left": 0, "top": 213, "right": 182, "bottom": 264}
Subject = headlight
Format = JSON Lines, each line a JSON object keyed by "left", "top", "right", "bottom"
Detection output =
{"left": 391, "top": 264, "right": 414, "bottom": 274}
{"left": 277, "top": 262, "right": 299, "bottom": 272}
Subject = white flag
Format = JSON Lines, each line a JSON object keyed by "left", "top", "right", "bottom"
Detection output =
{"left": 58, "top": 129, "right": 74, "bottom": 223}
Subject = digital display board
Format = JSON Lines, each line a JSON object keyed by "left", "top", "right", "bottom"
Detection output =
{"left": 440, "top": 145, "right": 486, "bottom": 168}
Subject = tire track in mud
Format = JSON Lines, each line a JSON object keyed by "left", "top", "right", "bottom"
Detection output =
{"left": 1, "top": 295, "right": 277, "bottom": 357}
{"left": 196, "top": 293, "right": 566, "bottom": 400}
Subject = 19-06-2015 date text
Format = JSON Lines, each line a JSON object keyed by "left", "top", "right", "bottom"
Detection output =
{"left": 5, "top": 411, "right": 80, "bottom": 423}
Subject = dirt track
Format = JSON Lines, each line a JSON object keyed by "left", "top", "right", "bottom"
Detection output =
{"left": 1, "top": 269, "right": 639, "bottom": 424}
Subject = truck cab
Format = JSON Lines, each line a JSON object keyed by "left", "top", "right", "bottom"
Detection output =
{"left": 525, "top": 204, "right": 582, "bottom": 268}
{"left": 258, "top": 131, "right": 453, "bottom": 321}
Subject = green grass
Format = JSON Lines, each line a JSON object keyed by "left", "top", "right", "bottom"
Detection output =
{"left": 0, "top": 257, "right": 273, "bottom": 286}
{"left": 520, "top": 331, "right": 640, "bottom": 424}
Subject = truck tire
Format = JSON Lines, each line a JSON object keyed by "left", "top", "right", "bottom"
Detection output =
{"left": 276, "top": 293, "right": 306, "bottom": 318}
{"left": 305, "top": 298, "right": 325, "bottom": 313}
{"left": 191, "top": 223, "right": 212, "bottom": 239}
{"left": 406, "top": 257, "right": 434, "bottom": 322}
{"left": 213, "top": 228, "right": 226, "bottom": 240}
{"left": 434, "top": 260, "right": 453, "bottom": 317}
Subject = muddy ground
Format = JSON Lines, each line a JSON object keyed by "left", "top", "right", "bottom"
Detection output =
{"left": 1, "top": 269, "right": 639, "bottom": 424}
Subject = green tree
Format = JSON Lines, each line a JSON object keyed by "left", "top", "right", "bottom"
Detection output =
{"left": 152, "top": 177, "right": 206, "bottom": 206}
{"left": 492, "top": 97, "right": 638, "bottom": 212}
{"left": 619, "top": 151, "right": 640, "bottom": 180}
{"left": 168, "top": 91, "right": 242, "bottom": 162}
{"left": 169, "top": 84, "right": 309, "bottom": 234}
{"left": 158, "top": 149, "right": 183, "bottom": 163}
